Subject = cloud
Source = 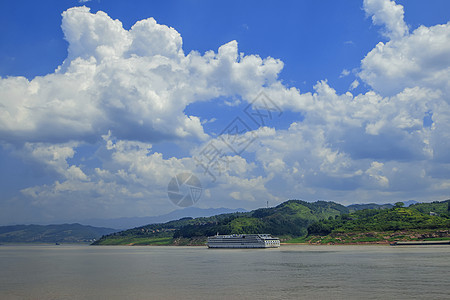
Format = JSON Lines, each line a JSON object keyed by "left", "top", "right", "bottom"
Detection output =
{"left": 0, "top": 6, "right": 286, "bottom": 145}
{"left": 16, "top": 75, "right": 448, "bottom": 220}
{"left": 18, "top": 131, "right": 270, "bottom": 220}
{"left": 0, "top": 6, "right": 296, "bottom": 222}
{"left": 349, "top": 80, "right": 359, "bottom": 90}
{"left": 240, "top": 72, "right": 450, "bottom": 202}
{"left": 340, "top": 69, "right": 350, "bottom": 78}
{"left": 22, "top": 142, "right": 87, "bottom": 181}
{"left": 2, "top": 3, "right": 450, "bottom": 223}
{"left": 359, "top": 22, "right": 450, "bottom": 96}
{"left": 363, "top": 0, "right": 408, "bottom": 40}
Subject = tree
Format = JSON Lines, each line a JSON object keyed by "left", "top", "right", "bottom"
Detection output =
{"left": 395, "top": 202, "right": 404, "bottom": 208}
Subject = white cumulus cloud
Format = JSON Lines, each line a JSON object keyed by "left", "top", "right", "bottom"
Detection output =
{"left": 360, "top": 22, "right": 450, "bottom": 96}
{"left": 0, "top": 6, "right": 289, "bottom": 146}
{"left": 363, "top": 0, "right": 408, "bottom": 40}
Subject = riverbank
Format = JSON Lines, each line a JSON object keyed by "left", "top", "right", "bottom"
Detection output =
{"left": 93, "top": 232, "right": 450, "bottom": 246}
{"left": 299, "top": 229, "right": 450, "bottom": 245}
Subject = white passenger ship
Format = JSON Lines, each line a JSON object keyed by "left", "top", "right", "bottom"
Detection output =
{"left": 207, "top": 234, "right": 280, "bottom": 248}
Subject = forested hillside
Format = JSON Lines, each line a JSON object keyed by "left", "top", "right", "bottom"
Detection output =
{"left": 93, "top": 200, "right": 450, "bottom": 246}
{"left": 304, "top": 201, "right": 450, "bottom": 244}
{"left": 93, "top": 200, "right": 348, "bottom": 245}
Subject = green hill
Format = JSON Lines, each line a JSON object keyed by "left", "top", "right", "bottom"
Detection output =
{"left": 305, "top": 201, "right": 450, "bottom": 244}
{"left": 409, "top": 199, "right": 450, "bottom": 215}
{"left": 0, "top": 223, "right": 118, "bottom": 244}
{"left": 93, "top": 200, "right": 450, "bottom": 246}
{"left": 93, "top": 200, "right": 348, "bottom": 245}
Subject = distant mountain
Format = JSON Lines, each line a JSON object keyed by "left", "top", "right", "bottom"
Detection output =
{"left": 0, "top": 224, "right": 118, "bottom": 244}
{"left": 347, "top": 203, "right": 394, "bottom": 212}
{"left": 402, "top": 200, "right": 420, "bottom": 207}
{"left": 78, "top": 207, "right": 247, "bottom": 229}
{"left": 93, "top": 200, "right": 350, "bottom": 245}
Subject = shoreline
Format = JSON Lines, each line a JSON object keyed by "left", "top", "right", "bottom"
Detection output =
{"left": 282, "top": 242, "right": 390, "bottom": 246}
{"left": 3, "top": 242, "right": 450, "bottom": 247}
{"left": 95, "top": 240, "right": 448, "bottom": 246}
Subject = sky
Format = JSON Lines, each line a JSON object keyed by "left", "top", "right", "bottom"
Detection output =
{"left": 0, "top": 0, "right": 449, "bottom": 225}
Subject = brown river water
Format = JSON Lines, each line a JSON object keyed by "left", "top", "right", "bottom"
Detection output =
{"left": 0, "top": 244, "right": 449, "bottom": 299}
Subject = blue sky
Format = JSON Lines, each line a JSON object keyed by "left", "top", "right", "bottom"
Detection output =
{"left": 0, "top": 0, "right": 449, "bottom": 225}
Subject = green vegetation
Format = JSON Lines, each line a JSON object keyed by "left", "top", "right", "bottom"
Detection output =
{"left": 409, "top": 200, "right": 450, "bottom": 215}
{"left": 93, "top": 199, "right": 450, "bottom": 246}
{"left": 302, "top": 230, "right": 450, "bottom": 245}
{"left": 93, "top": 200, "right": 348, "bottom": 245}
{"left": 305, "top": 200, "right": 450, "bottom": 244}
{"left": 347, "top": 203, "right": 393, "bottom": 212}
{"left": 308, "top": 201, "right": 450, "bottom": 235}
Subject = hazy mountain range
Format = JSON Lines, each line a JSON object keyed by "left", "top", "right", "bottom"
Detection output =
{"left": 0, "top": 223, "right": 117, "bottom": 244}
{"left": 77, "top": 207, "right": 248, "bottom": 229}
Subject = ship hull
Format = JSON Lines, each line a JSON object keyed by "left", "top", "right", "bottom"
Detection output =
{"left": 207, "top": 234, "right": 280, "bottom": 248}
{"left": 207, "top": 244, "right": 278, "bottom": 248}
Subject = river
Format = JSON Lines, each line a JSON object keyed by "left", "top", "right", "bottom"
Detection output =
{"left": 0, "top": 244, "right": 449, "bottom": 299}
